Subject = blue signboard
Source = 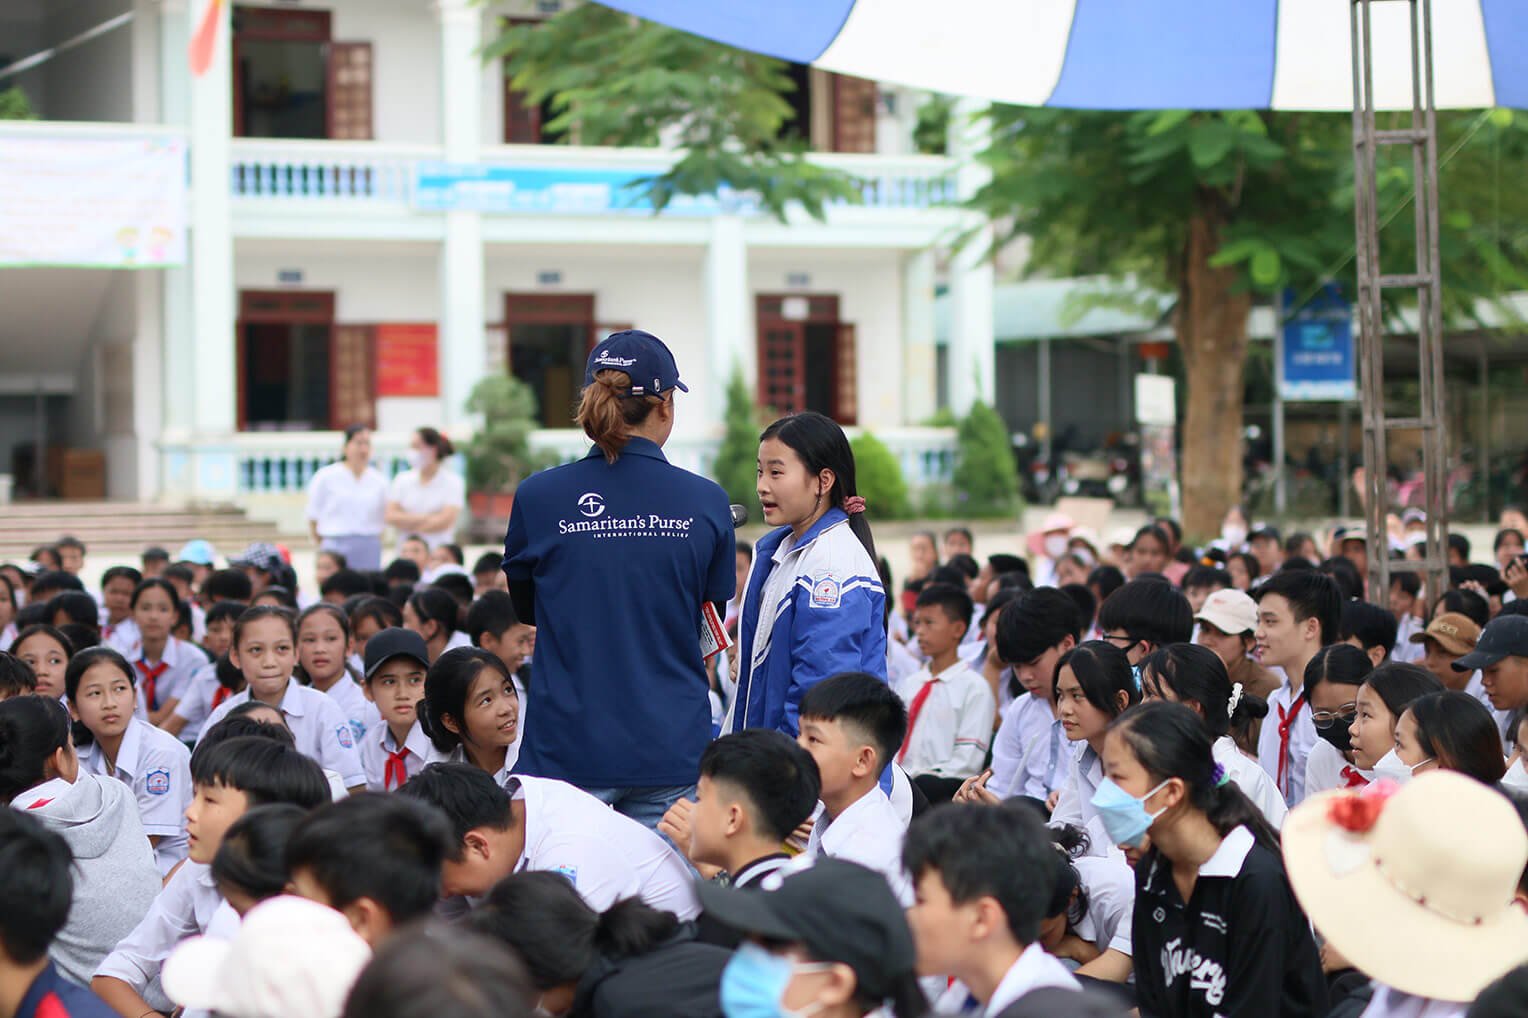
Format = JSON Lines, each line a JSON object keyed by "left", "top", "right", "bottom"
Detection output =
{"left": 411, "top": 162, "right": 756, "bottom": 217}
{"left": 1280, "top": 287, "right": 1356, "bottom": 402}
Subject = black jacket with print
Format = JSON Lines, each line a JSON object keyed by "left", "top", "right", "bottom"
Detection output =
{"left": 1132, "top": 827, "right": 1327, "bottom": 1018}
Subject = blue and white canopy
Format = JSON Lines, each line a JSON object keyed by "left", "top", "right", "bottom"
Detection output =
{"left": 597, "top": 0, "right": 1527, "bottom": 110}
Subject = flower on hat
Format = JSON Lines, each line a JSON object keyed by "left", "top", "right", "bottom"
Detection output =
{"left": 1327, "top": 779, "right": 1400, "bottom": 834}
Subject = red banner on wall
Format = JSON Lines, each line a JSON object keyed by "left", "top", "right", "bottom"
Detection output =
{"left": 375, "top": 324, "right": 439, "bottom": 397}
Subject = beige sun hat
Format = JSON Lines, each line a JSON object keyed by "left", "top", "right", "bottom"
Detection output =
{"left": 1282, "top": 771, "right": 1528, "bottom": 1002}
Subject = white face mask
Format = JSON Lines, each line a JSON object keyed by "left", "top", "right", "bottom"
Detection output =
{"left": 1373, "top": 748, "right": 1432, "bottom": 784}
{"left": 1222, "top": 524, "right": 1248, "bottom": 547}
{"left": 1503, "top": 757, "right": 1528, "bottom": 794}
{"left": 407, "top": 449, "right": 428, "bottom": 471}
{"left": 1044, "top": 534, "right": 1069, "bottom": 559}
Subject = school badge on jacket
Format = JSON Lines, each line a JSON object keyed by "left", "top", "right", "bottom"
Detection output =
{"left": 145, "top": 769, "right": 171, "bottom": 796}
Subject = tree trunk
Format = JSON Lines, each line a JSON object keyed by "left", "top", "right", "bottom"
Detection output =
{"left": 1175, "top": 191, "right": 1253, "bottom": 542}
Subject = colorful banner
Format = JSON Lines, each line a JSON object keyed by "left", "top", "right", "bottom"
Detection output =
{"left": 0, "top": 134, "right": 187, "bottom": 268}
{"left": 375, "top": 324, "right": 439, "bottom": 398}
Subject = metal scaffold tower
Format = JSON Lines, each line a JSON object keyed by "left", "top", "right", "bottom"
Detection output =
{"left": 1350, "top": 0, "right": 1449, "bottom": 609}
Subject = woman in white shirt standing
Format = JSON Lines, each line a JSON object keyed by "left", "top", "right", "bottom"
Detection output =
{"left": 385, "top": 426, "right": 465, "bottom": 551}
{"left": 305, "top": 425, "right": 389, "bottom": 571}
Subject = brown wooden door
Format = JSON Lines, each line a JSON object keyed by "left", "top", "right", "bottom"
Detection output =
{"left": 330, "top": 324, "right": 377, "bottom": 430}
{"left": 505, "top": 294, "right": 597, "bottom": 427}
{"left": 834, "top": 322, "right": 858, "bottom": 425}
{"left": 232, "top": 6, "right": 332, "bottom": 139}
{"left": 758, "top": 321, "right": 805, "bottom": 417}
{"left": 831, "top": 73, "right": 878, "bottom": 153}
{"left": 237, "top": 290, "right": 336, "bottom": 430}
{"left": 502, "top": 17, "right": 544, "bottom": 143}
{"left": 326, "top": 42, "right": 374, "bottom": 140}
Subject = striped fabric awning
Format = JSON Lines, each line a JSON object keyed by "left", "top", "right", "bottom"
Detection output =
{"left": 595, "top": 0, "right": 1527, "bottom": 110}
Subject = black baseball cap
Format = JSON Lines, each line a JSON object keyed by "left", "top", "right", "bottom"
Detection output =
{"left": 1249, "top": 524, "right": 1282, "bottom": 543}
{"left": 363, "top": 628, "right": 430, "bottom": 679}
{"left": 1453, "top": 614, "right": 1528, "bottom": 672}
{"left": 696, "top": 859, "right": 915, "bottom": 1001}
{"left": 584, "top": 330, "right": 688, "bottom": 397}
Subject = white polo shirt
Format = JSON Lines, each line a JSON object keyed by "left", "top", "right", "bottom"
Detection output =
{"left": 94, "top": 860, "right": 224, "bottom": 995}
{"left": 172, "top": 661, "right": 223, "bottom": 743}
{"left": 1048, "top": 742, "right": 1113, "bottom": 857}
{"left": 387, "top": 467, "right": 466, "bottom": 549}
{"left": 306, "top": 462, "right": 388, "bottom": 537}
{"left": 1074, "top": 854, "right": 1136, "bottom": 957}
{"left": 507, "top": 775, "right": 700, "bottom": 920}
{"left": 360, "top": 719, "right": 447, "bottom": 791}
{"left": 78, "top": 718, "right": 192, "bottom": 874}
{"left": 199, "top": 678, "right": 366, "bottom": 788}
{"left": 805, "top": 785, "right": 911, "bottom": 905}
{"left": 893, "top": 659, "right": 996, "bottom": 779}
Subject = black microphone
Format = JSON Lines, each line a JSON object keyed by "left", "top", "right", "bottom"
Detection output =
{"left": 730, "top": 504, "right": 749, "bottom": 529}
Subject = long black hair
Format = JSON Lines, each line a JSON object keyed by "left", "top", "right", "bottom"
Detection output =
{"left": 0, "top": 695, "right": 72, "bottom": 802}
{"left": 63, "top": 647, "right": 138, "bottom": 748}
{"left": 1406, "top": 691, "right": 1508, "bottom": 784}
{"left": 1109, "top": 700, "right": 1281, "bottom": 851}
{"left": 418, "top": 648, "right": 516, "bottom": 754}
{"left": 1140, "top": 643, "right": 1268, "bottom": 739}
{"left": 1052, "top": 640, "right": 1138, "bottom": 719}
{"left": 759, "top": 412, "right": 876, "bottom": 564}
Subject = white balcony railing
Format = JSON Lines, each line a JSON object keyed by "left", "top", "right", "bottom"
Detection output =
{"left": 229, "top": 139, "right": 956, "bottom": 212}
{"left": 188, "top": 427, "right": 957, "bottom": 497}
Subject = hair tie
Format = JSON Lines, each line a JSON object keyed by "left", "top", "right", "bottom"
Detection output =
{"left": 843, "top": 496, "right": 867, "bottom": 515}
{"left": 1212, "top": 763, "right": 1230, "bottom": 788}
{"left": 1227, "top": 681, "right": 1244, "bottom": 718}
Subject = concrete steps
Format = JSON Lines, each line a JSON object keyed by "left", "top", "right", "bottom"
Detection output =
{"left": 0, "top": 501, "right": 291, "bottom": 562}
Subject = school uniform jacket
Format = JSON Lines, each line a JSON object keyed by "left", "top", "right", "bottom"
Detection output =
{"left": 1132, "top": 826, "right": 1327, "bottom": 1018}
{"left": 726, "top": 508, "right": 887, "bottom": 736}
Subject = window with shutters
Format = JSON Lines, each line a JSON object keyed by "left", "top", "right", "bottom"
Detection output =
{"left": 233, "top": 6, "right": 372, "bottom": 142}
{"left": 755, "top": 295, "right": 857, "bottom": 422}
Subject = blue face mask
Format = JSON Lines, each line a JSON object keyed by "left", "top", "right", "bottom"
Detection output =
{"left": 1090, "top": 776, "right": 1171, "bottom": 849}
{"left": 724, "top": 944, "right": 839, "bottom": 1018}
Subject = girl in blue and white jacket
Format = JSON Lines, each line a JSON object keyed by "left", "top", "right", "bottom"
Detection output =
{"left": 725, "top": 412, "right": 887, "bottom": 737}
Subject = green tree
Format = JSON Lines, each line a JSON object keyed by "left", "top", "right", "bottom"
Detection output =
{"left": 485, "top": 7, "right": 860, "bottom": 220}
{"left": 969, "top": 107, "right": 1528, "bottom": 536}
{"left": 463, "top": 375, "right": 545, "bottom": 492}
{"left": 953, "top": 401, "right": 1019, "bottom": 518}
{"left": 711, "top": 368, "right": 761, "bottom": 507}
{"left": 0, "top": 87, "right": 36, "bottom": 120}
{"left": 850, "top": 431, "right": 911, "bottom": 520}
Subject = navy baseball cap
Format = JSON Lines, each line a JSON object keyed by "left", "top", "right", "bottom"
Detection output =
{"left": 584, "top": 329, "right": 688, "bottom": 397}
{"left": 1453, "top": 614, "right": 1528, "bottom": 672}
{"left": 363, "top": 628, "right": 430, "bottom": 679}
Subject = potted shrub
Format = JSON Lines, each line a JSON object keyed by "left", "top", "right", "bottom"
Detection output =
{"left": 463, "top": 375, "right": 544, "bottom": 531}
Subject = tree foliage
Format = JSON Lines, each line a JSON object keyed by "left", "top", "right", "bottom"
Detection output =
{"left": 484, "top": 6, "right": 861, "bottom": 221}
{"left": 953, "top": 401, "right": 1020, "bottom": 519}
{"left": 463, "top": 375, "right": 545, "bottom": 492}
{"left": 0, "top": 87, "right": 36, "bottom": 120}
{"left": 969, "top": 106, "right": 1528, "bottom": 532}
{"left": 850, "top": 431, "right": 912, "bottom": 520}
{"left": 711, "top": 368, "right": 762, "bottom": 508}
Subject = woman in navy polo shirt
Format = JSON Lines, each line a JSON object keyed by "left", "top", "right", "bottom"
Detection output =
{"left": 501, "top": 330, "right": 735, "bottom": 829}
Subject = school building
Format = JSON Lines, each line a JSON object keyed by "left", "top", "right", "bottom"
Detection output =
{"left": 0, "top": 0, "right": 999, "bottom": 523}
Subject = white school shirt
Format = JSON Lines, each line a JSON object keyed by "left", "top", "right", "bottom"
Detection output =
{"left": 983, "top": 942, "right": 1082, "bottom": 1016}
{"left": 102, "top": 617, "right": 140, "bottom": 655}
{"left": 315, "top": 672, "right": 381, "bottom": 744}
{"left": 445, "top": 630, "right": 474, "bottom": 652}
{"left": 1360, "top": 987, "right": 1470, "bottom": 1018}
{"left": 78, "top": 718, "right": 192, "bottom": 875}
{"left": 360, "top": 719, "right": 447, "bottom": 791}
{"left": 387, "top": 467, "right": 466, "bottom": 549}
{"left": 306, "top": 462, "right": 388, "bottom": 537}
{"left": 990, "top": 693, "right": 1068, "bottom": 800}
{"left": 1048, "top": 743, "right": 1115, "bottom": 857}
{"left": 199, "top": 679, "right": 366, "bottom": 788}
{"left": 805, "top": 785, "right": 912, "bottom": 905}
{"left": 887, "top": 636, "right": 924, "bottom": 688}
{"left": 508, "top": 775, "right": 700, "bottom": 919}
{"left": 1073, "top": 854, "right": 1136, "bottom": 957}
{"left": 128, "top": 638, "right": 211, "bottom": 718}
{"left": 94, "top": 860, "right": 224, "bottom": 995}
{"left": 172, "top": 661, "right": 223, "bottom": 743}
{"left": 1304, "top": 737, "right": 1371, "bottom": 798}
{"left": 1214, "top": 735, "right": 1288, "bottom": 830}
{"left": 1464, "top": 671, "right": 1516, "bottom": 745}
{"left": 1391, "top": 614, "right": 1426, "bottom": 664}
{"left": 893, "top": 659, "right": 995, "bottom": 779}
{"left": 1256, "top": 681, "right": 1317, "bottom": 807}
